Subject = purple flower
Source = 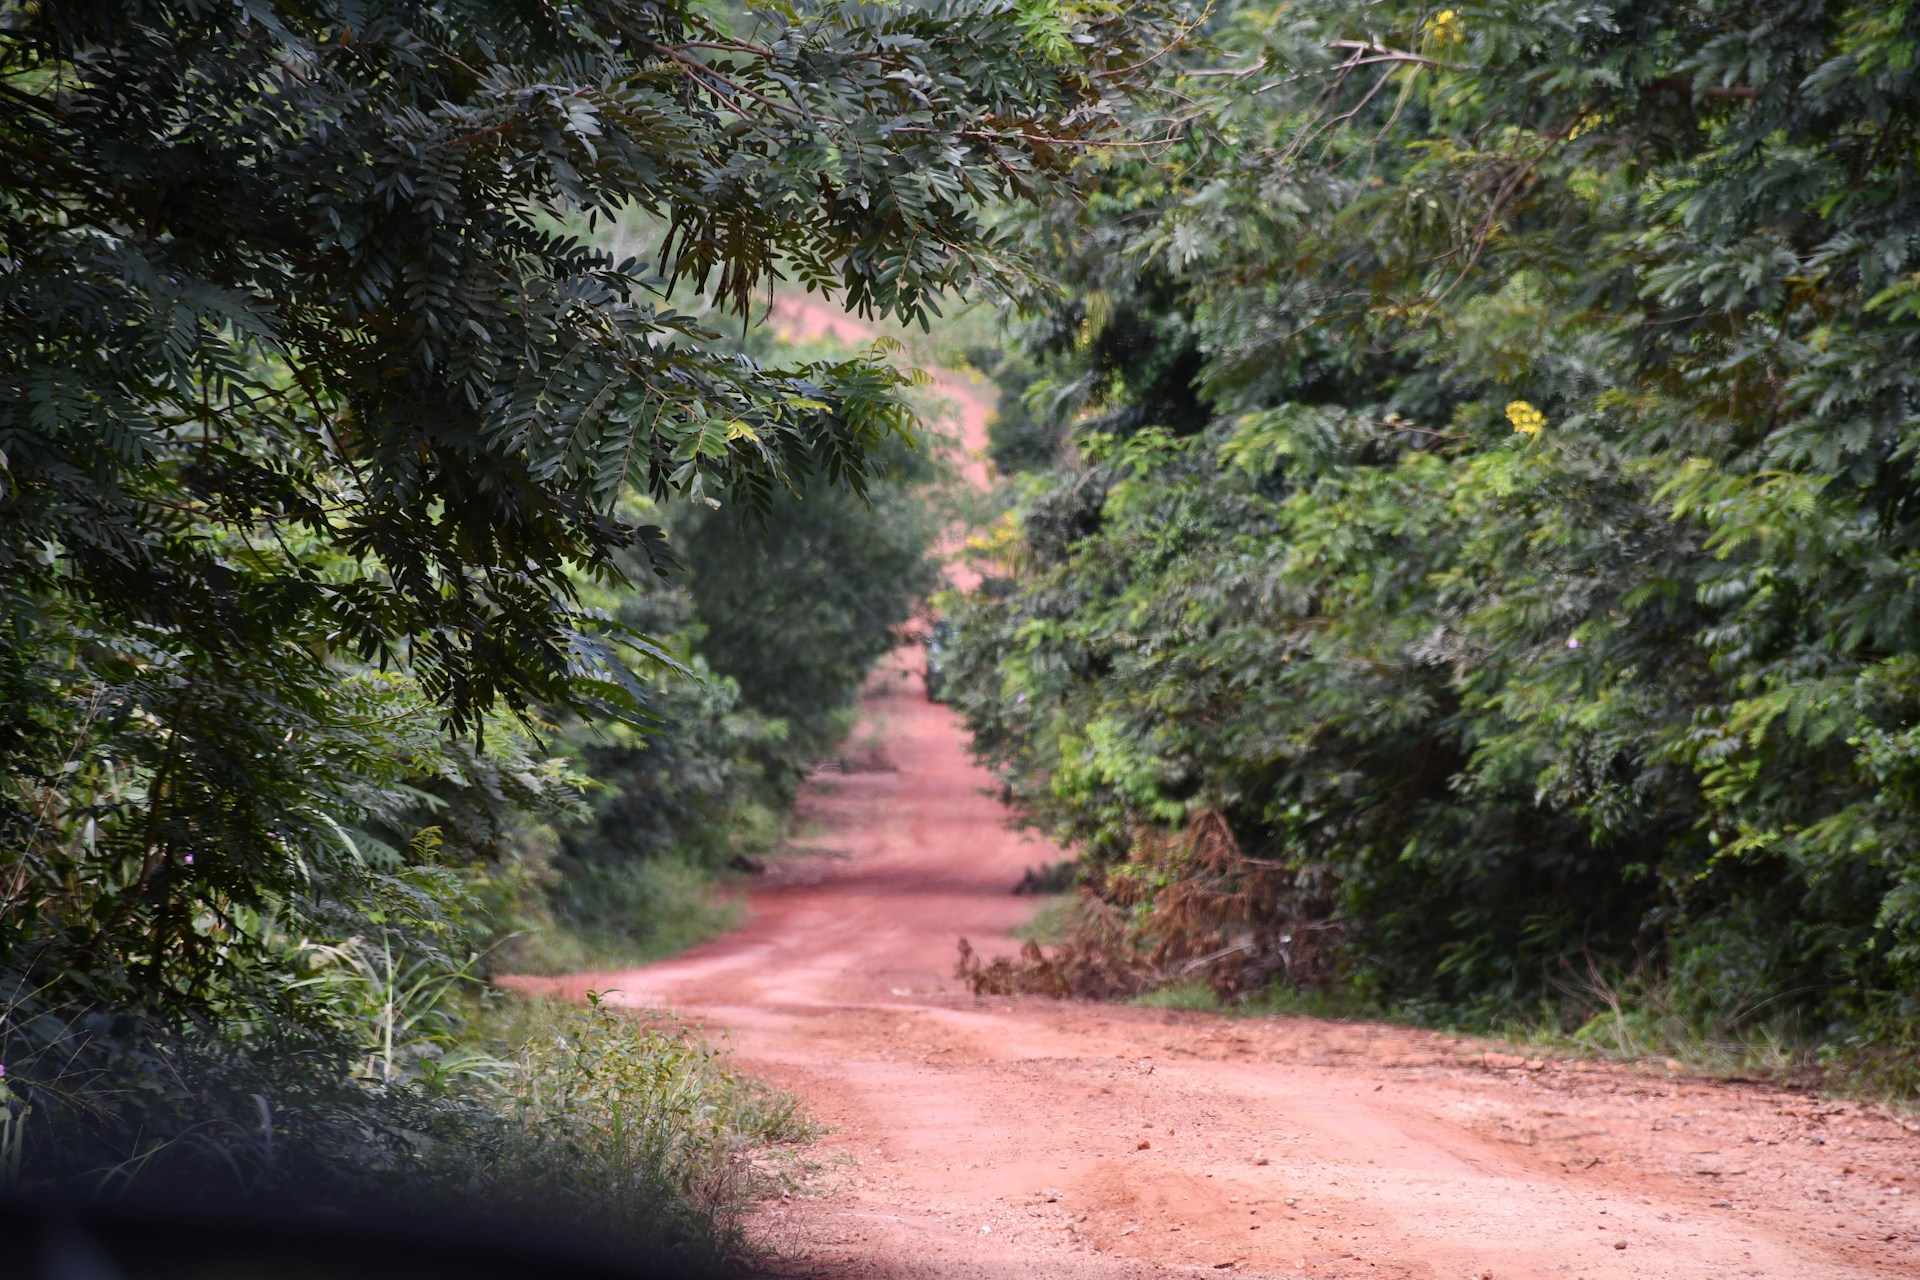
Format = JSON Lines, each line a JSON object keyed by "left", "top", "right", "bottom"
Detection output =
{"left": 183, "top": 854, "right": 195, "bottom": 865}
{"left": 1567, "top": 637, "right": 1580, "bottom": 650}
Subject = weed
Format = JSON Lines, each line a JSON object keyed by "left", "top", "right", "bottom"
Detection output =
{"left": 459, "top": 992, "right": 816, "bottom": 1271}
{"left": 1011, "top": 895, "right": 1077, "bottom": 946}
{"left": 1129, "top": 981, "right": 1363, "bottom": 1019}
{"left": 508, "top": 856, "right": 746, "bottom": 976}
{"left": 291, "top": 934, "right": 505, "bottom": 1090}
{"left": 1497, "top": 966, "right": 1920, "bottom": 1104}
{"left": 1129, "top": 981, "right": 1219, "bottom": 1012}
{"left": 1139, "top": 966, "right": 1920, "bottom": 1108}
{"left": 0, "top": 1074, "right": 25, "bottom": 1184}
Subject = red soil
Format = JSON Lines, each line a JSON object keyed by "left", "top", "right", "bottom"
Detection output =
{"left": 509, "top": 298, "right": 1920, "bottom": 1279}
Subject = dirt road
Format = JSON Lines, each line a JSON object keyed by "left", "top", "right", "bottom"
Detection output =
{"left": 519, "top": 300, "right": 1920, "bottom": 1279}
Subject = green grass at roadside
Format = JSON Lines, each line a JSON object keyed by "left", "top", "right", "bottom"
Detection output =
{"left": 1010, "top": 894, "right": 1077, "bottom": 946}
{"left": 1127, "top": 979, "right": 1920, "bottom": 1108}
{"left": 438, "top": 991, "right": 819, "bottom": 1274}
{"left": 2, "top": 936, "right": 820, "bottom": 1275}
{"left": 453, "top": 830, "right": 837, "bottom": 1270}
{"left": 506, "top": 855, "right": 748, "bottom": 976}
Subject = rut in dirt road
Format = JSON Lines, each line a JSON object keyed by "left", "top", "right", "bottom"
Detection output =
{"left": 514, "top": 303, "right": 1920, "bottom": 1280}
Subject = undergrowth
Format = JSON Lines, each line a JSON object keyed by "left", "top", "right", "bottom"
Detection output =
{"left": 1010, "top": 895, "right": 1076, "bottom": 946}
{"left": 965, "top": 881, "right": 1920, "bottom": 1108}
{"left": 1119, "top": 973, "right": 1920, "bottom": 1107}
{"left": 0, "top": 962, "right": 816, "bottom": 1274}
{"left": 459, "top": 992, "right": 819, "bottom": 1269}
{"left": 507, "top": 856, "right": 748, "bottom": 976}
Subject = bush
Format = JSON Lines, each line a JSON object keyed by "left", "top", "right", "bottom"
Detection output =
{"left": 512, "top": 858, "right": 747, "bottom": 976}
{"left": 942, "top": 0, "right": 1920, "bottom": 1084}
{"left": 0, "top": 968, "right": 813, "bottom": 1273}
{"left": 461, "top": 994, "right": 816, "bottom": 1271}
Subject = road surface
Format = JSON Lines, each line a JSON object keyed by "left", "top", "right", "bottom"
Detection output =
{"left": 516, "top": 298, "right": 1920, "bottom": 1279}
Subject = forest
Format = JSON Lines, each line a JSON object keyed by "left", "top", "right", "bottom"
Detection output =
{"left": 0, "top": 0, "right": 1178, "bottom": 1263}
{"left": 945, "top": 0, "right": 1920, "bottom": 1089}
{"left": 4, "top": 0, "right": 1919, "bottom": 1275}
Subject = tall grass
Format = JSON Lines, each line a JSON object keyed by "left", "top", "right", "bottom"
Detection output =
{"left": 1519, "top": 969, "right": 1920, "bottom": 1102}
{"left": 457, "top": 992, "right": 817, "bottom": 1271}
{"left": 1, "top": 949, "right": 815, "bottom": 1274}
{"left": 506, "top": 855, "right": 747, "bottom": 976}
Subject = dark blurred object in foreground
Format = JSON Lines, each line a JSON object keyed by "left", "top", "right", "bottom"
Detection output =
{"left": 1, "top": 1193, "right": 709, "bottom": 1280}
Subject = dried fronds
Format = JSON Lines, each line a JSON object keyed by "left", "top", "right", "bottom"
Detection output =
{"left": 957, "top": 899, "right": 1154, "bottom": 1000}
{"left": 958, "top": 812, "right": 1343, "bottom": 1001}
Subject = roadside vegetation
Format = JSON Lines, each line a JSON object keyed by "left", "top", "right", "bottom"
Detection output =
{"left": 499, "top": 306, "right": 948, "bottom": 977}
{"left": 0, "top": 0, "right": 1186, "bottom": 1259}
{"left": 945, "top": 0, "right": 1920, "bottom": 1100}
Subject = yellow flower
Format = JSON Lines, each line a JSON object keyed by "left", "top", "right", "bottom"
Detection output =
{"left": 1506, "top": 400, "right": 1547, "bottom": 437}
{"left": 1567, "top": 113, "right": 1604, "bottom": 141}
{"left": 1431, "top": 9, "right": 1464, "bottom": 44}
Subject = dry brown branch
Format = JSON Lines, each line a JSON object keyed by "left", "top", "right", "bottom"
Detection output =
{"left": 956, "top": 810, "right": 1344, "bottom": 1002}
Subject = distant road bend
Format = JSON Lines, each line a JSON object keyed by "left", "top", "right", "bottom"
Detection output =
{"left": 514, "top": 297, "right": 1920, "bottom": 1280}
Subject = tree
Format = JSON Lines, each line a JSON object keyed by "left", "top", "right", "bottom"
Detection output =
{"left": 0, "top": 0, "right": 1188, "bottom": 1186}
{"left": 678, "top": 428, "right": 942, "bottom": 753}
{"left": 948, "top": 0, "right": 1920, "bottom": 1062}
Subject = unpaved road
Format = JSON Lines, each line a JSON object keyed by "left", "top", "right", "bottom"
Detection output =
{"left": 517, "top": 299, "right": 1920, "bottom": 1279}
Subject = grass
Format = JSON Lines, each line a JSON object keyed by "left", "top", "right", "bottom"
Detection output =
{"left": 464, "top": 833, "right": 835, "bottom": 1266}
{"left": 462, "top": 774, "right": 846, "bottom": 1261}
{"left": 1129, "top": 980, "right": 1219, "bottom": 1012}
{"left": 506, "top": 855, "right": 746, "bottom": 976}
{"left": 1129, "top": 981, "right": 1356, "bottom": 1020}
{"left": 444, "top": 991, "right": 821, "bottom": 1273}
{"left": 1011, "top": 894, "right": 1076, "bottom": 946}
{"left": 1123, "top": 974, "right": 1920, "bottom": 1108}
{"left": 0, "top": 950, "right": 821, "bottom": 1275}
{"left": 1501, "top": 981, "right": 1920, "bottom": 1104}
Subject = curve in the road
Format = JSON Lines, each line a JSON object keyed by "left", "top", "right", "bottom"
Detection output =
{"left": 510, "top": 298, "right": 1920, "bottom": 1280}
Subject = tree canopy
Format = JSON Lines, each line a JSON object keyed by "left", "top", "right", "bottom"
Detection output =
{"left": 0, "top": 0, "right": 1186, "bottom": 1194}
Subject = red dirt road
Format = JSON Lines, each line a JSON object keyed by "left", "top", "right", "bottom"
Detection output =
{"left": 516, "top": 301, "right": 1920, "bottom": 1279}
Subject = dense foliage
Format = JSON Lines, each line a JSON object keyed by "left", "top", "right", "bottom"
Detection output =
{"left": 528, "top": 402, "right": 943, "bottom": 966}
{"left": 0, "top": 0, "right": 1183, "bottom": 1210}
{"left": 947, "top": 0, "right": 1920, "bottom": 1067}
